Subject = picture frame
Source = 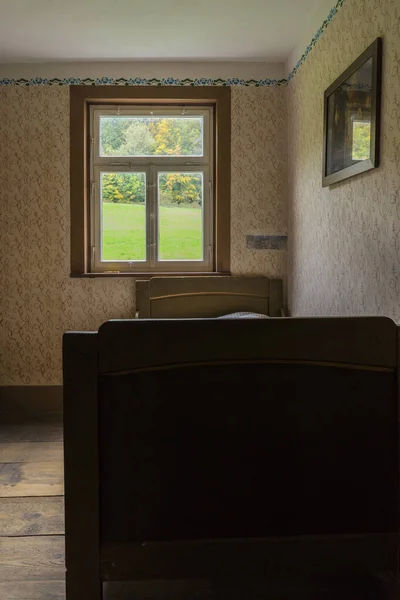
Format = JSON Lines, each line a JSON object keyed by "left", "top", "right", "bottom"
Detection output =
{"left": 322, "top": 38, "right": 382, "bottom": 187}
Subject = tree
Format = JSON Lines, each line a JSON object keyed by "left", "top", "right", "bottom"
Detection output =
{"left": 118, "top": 119, "right": 155, "bottom": 156}
{"left": 159, "top": 173, "right": 202, "bottom": 207}
{"left": 352, "top": 121, "right": 371, "bottom": 161}
{"left": 100, "top": 118, "right": 130, "bottom": 155}
{"left": 149, "top": 117, "right": 202, "bottom": 156}
{"left": 179, "top": 118, "right": 202, "bottom": 155}
{"left": 150, "top": 118, "right": 182, "bottom": 155}
{"left": 101, "top": 116, "right": 204, "bottom": 207}
{"left": 102, "top": 173, "right": 145, "bottom": 204}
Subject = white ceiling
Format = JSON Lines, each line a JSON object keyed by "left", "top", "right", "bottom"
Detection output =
{"left": 0, "top": 0, "right": 322, "bottom": 63}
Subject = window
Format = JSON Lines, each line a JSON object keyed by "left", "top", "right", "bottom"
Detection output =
{"left": 91, "top": 106, "right": 213, "bottom": 272}
{"left": 351, "top": 120, "right": 371, "bottom": 161}
{"left": 70, "top": 87, "right": 231, "bottom": 276}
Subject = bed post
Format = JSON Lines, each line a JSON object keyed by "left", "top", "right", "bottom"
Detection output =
{"left": 269, "top": 278, "right": 283, "bottom": 317}
{"left": 383, "top": 326, "right": 400, "bottom": 599}
{"left": 395, "top": 327, "right": 400, "bottom": 598}
{"left": 63, "top": 332, "right": 102, "bottom": 600}
{"left": 135, "top": 279, "right": 151, "bottom": 318}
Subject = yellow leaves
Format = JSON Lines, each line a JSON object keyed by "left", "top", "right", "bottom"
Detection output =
{"left": 153, "top": 118, "right": 182, "bottom": 155}
{"left": 160, "top": 173, "right": 200, "bottom": 205}
{"left": 164, "top": 173, "right": 193, "bottom": 190}
{"left": 102, "top": 173, "right": 146, "bottom": 204}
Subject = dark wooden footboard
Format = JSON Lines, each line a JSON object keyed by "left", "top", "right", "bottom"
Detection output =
{"left": 63, "top": 317, "right": 400, "bottom": 599}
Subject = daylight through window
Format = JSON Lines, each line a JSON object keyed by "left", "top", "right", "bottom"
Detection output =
{"left": 90, "top": 106, "right": 214, "bottom": 273}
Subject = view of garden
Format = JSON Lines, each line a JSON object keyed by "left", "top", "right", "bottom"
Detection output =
{"left": 102, "top": 203, "right": 202, "bottom": 261}
{"left": 100, "top": 115, "right": 204, "bottom": 261}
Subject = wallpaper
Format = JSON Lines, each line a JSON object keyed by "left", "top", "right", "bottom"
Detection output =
{"left": 287, "top": 0, "right": 400, "bottom": 321}
{"left": 0, "top": 86, "right": 286, "bottom": 384}
{"left": 231, "top": 86, "right": 287, "bottom": 276}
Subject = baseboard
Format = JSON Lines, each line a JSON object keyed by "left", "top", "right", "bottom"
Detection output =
{"left": 0, "top": 386, "right": 63, "bottom": 416}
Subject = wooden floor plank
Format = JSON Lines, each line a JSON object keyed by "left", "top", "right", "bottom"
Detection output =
{"left": 0, "top": 443, "right": 63, "bottom": 463}
{"left": 0, "top": 497, "right": 64, "bottom": 536}
{"left": 0, "top": 417, "right": 63, "bottom": 443}
{"left": 0, "top": 536, "right": 65, "bottom": 581}
{"left": 0, "top": 462, "right": 64, "bottom": 497}
{"left": 0, "top": 580, "right": 65, "bottom": 599}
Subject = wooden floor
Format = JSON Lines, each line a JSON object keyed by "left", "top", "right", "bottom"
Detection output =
{"left": 0, "top": 414, "right": 394, "bottom": 600}
{"left": 0, "top": 413, "right": 65, "bottom": 599}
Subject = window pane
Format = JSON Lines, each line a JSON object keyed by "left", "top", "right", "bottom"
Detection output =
{"left": 158, "top": 172, "right": 203, "bottom": 261}
{"left": 100, "top": 116, "right": 204, "bottom": 157}
{"left": 101, "top": 172, "right": 146, "bottom": 261}
{"left": 352, "top": 120, "right": 371, "bottom": 161}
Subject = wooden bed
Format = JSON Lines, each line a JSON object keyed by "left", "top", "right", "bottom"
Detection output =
{"left": 135, "top": 276, "right": 284, "bottom": 318}
{"left": 63, "top": 316, "right": 399, "bottom": 600}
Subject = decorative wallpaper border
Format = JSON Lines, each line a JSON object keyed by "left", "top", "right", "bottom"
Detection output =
{"left": 287, "top": 0, "right": 345, "bottom": 81}
{"left": 0, "top": 76, "right": 286, "bottom": 87}
{"left": 0, "top": 0, "right": 345, "bottom": 87}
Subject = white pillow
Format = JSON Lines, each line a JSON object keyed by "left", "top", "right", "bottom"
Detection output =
{"left": 217, "top": 312, "right": 269, "bottom": 319}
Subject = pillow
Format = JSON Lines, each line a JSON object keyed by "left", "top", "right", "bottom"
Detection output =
{"left": 217, "top": 312, "right": 269, "bottom": 319}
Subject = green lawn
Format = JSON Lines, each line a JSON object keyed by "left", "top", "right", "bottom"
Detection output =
{"left": 102, "top": 202, "right": 202, "bottom": 261}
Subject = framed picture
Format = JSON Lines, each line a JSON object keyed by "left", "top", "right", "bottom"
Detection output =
{"left": 322, "top": 38, "right": 382, "bottom": 187}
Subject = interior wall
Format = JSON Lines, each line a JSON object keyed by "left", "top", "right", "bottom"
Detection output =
{"left": 287, "top": 0, "right": 400, "bottom": 320}
{"left": 0, "top": 83, "right": 286, "bottom": 385}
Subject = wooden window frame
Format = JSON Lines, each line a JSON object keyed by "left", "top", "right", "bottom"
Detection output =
{"left": 70, "top": 86, "right": 231, "bottom": 277}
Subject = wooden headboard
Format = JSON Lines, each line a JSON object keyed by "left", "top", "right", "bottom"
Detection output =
{"left": 135, "top": 276, "right": 283, "bottom": 318}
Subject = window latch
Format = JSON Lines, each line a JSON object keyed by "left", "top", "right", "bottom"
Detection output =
{"left": 109, "top": 162, "right": 134, "bottom": 169}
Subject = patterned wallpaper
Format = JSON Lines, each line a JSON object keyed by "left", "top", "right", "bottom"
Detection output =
{"left": 0, "top": 85, "right": 286, "bottom": 384}
{"left": 287, "top": 0, "right": 400, "bottom": 321}
{"left": 231, "top": 86, "right": 287, "bottom": 276}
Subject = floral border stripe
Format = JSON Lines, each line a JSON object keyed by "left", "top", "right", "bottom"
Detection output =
{"left": 287, "top": 0, "right": 345, "bottom": 81}
{"left": 0, "top": 0, "right": 344, "bottom": 87}
{"left": 0, "top": 76, "right": 287, "bottom": 87}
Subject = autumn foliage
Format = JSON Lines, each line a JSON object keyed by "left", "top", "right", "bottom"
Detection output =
{"left": 101, "top": 116, "right": 203, "bottom": 207}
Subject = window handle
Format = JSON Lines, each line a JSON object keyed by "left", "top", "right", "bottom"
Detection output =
{"left": 147, "top": 182, "right": 156, "bottom": 188}
{"left": 109, "top": 162, "right": 133, "bottom": 168}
